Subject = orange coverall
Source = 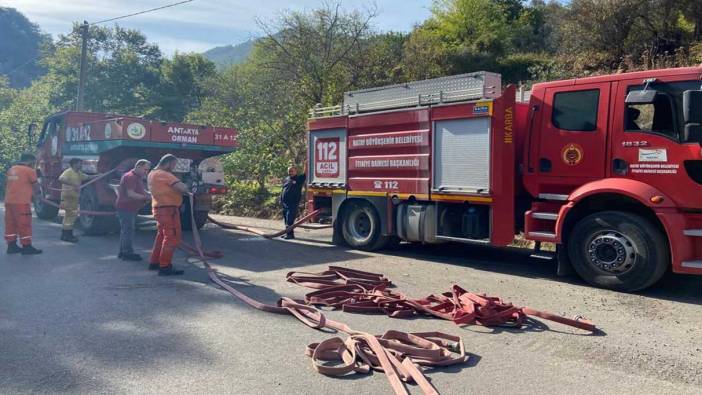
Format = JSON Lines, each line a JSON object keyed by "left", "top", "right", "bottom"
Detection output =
{"left": 147, "top": 169, "right": 183, "bottom": 268}
{"left": 4, "top": 165, "right": 38, "bottom": 246}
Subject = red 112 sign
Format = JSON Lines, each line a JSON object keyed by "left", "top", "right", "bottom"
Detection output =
{"left": 315, "top": 137, "right": 340, "bottom": 178}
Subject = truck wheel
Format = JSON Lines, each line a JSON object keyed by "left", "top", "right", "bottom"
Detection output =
{"left": 78, "top": 186, "right": 117, "bottom": 235}
{"left": 568, "top": 211, "right": 669, "bottom": 292}
{"left": 341, "top": 201, "right": 388, "bottom": 251}
{"left": 181, "top": 210, "right": 208, "bottom": 231}
{"left": 180, "top": 199, "right": 208, "bottom": 231}
{"left": 33, "top": 179, "right": 58, "bottom": 220}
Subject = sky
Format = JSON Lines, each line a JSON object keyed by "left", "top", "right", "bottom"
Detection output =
{"left": 2, "top": 0, "right": 433, "bottom": 54}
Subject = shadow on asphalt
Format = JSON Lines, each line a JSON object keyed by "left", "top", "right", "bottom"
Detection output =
{"left": 0, "top": 211, "right": 294, "bottom": 392}
{"left": 138, "top": 213, "right": 702, "bottom": 306}
{"left": 223, "top": 228, "right": 702, "bottom": 307}
{"left": 383, "top": 242, "right": 702, "bottom": 306}
{"left": 169, "top": 225, "right": 370, "bottom": 274}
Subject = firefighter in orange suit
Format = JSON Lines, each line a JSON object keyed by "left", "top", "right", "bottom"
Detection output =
{"left": 4, "top": 153, "right": 42, "bottom": 255}
{"left": 147, "top": 154, "right": 190, "bottom": 275}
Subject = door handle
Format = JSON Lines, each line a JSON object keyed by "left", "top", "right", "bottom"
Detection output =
{"left": 613, "top": 158, "right": 628, "bottom": 175}
{"left": 539, "top": 158, "right": 552, "bottom": 173}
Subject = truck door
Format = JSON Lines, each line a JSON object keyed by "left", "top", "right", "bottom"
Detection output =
{"left": 536, "top": 83, "right": 610, "bottom": 190}
{"left": 36, "top": 118, "right": 62, "bottom": 171}
{"left": 610, "top": 78, "right": 702, "bottom": 209}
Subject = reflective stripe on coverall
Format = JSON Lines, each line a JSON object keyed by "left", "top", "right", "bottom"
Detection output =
{"left": 61, "top": 195, "right": 79, "bottom": 230}
{"left": 4, "top": 203, "right": 33, "bottom": 246}
{"left": 59, "top": 168, "right": 88, "bottom": 231}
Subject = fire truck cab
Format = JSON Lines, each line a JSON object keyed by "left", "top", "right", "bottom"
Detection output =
{"left": 306, "top": 68, "right": 702, "bottom": 292}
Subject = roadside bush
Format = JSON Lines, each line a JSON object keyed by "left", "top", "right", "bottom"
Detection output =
{"left": 214, "top": 180, "right": 282, "bottom": 218}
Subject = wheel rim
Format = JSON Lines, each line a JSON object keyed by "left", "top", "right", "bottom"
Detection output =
{"left": 347, "top": 207, "right": 373, "bottom": 244}
{"left": 79, "top": 192, "right": 95, "bottom": 229}
{"left": 586, "top": 230, "right": 638, "bottom": 275}
{"left": 34, "top": 177, "right": 45, "bottom": 212}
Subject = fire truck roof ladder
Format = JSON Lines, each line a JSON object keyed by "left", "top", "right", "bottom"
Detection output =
{"left": 309, "top": 72, "right": 502, "bottom": 119}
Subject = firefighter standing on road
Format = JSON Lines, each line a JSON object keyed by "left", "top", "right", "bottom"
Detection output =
{"left": 4, "top": 153, "right": 42, "bottom": 255}
{"left": 58, "top": 158, "right": 92, "bottom": 243}
{"left": 148, "top": 154, "right": 189, "bottom": 276}
{"left": 280, "top": 163, "right": 306, "bottom": 240}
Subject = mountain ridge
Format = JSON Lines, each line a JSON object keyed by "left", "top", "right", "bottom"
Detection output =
{"left": 203, "top": 39, "right": 255, "bottom": 68}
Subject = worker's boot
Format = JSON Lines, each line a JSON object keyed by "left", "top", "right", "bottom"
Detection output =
{"left": 147, "top": 263, "right": 160, "bottom": 271}
{"left": 21, "top": 245, "right": 42, "bottom": 255}
{"left": 158, "top": 265, "right": 184, "bottom": 276}
{"left": 6, "top": 243, "right": 22, "bottom": 254}
{"left": 61, "top": 229, "right": 79, "bottom": 243}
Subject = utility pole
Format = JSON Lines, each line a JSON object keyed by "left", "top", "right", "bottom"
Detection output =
{"left": 76, "top": 21, "right": 89, "bottom": 111}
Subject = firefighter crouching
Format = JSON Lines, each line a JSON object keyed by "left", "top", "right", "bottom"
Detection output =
{"left": 58, "top": 158, "right": 93, "bottom": 243}
{"left": 148, "top": 154, "right": 189, "bottom": 276}
{"left": 4, "top": 153, "right": 42, "bottom": 255}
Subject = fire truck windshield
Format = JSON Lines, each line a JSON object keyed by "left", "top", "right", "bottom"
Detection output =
{"left": 625, "top": 80, "right": 701, "bottom": 142}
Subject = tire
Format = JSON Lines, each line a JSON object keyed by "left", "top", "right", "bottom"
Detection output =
{"left": 33, "top": 178, "right": 59, "bottom": 220}
{"left": 78, "top": 186, "right": 118, "bottom": 235}
{"left": 567, "top": 211, "right": 669, "bottom": 292}
{"left": 340, "top": 201, "right": 388, "bottom": 251}
{"left": 180, "top": 199, "right": 208, "bottom": 231}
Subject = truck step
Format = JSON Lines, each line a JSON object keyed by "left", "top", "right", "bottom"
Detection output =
{"left": 681, "top": 260, "right": 702, "bottom": 269}
{"left": 538, "top": 193, "right": 569, "bottom": 201}
{"left": 527, "top": 231, "right": 557, "bottom": 240}
{"left": 530, "top": 252, "right": 555, "bottom": 260}
{"left": 532, "top": 212, "right": 558, "bottom": 221}
{"left": 683, "top": 229, "right": 702, "bottom": 237}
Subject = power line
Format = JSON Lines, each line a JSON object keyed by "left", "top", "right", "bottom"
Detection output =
{"left": 90, "top": 0, "right": 195, "bottom": 25}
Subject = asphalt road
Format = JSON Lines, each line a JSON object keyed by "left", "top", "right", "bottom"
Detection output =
{"left": 2, "top": 204, "right": 702, "bottom": 395}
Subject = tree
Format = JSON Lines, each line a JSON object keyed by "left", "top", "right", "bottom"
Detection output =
{"left": 351, "top": 32, "right": 408, "bottom": 88}
{"left": 0, "top": 77, "right": 57, "bottom": 188}
{"left": 405, "top": 0, "right": 555, "bottom": 82}
{"left": 255, "top": 3, "right": 377, "bottom": 105}
{"left": 46, "top": 24, "right": 162, "bottom": 114}
{"left": 152, "top": 53, "right": 217, "bottom": 121}
{"left": 0, "top": 7, "right": 51, "bottom": 88}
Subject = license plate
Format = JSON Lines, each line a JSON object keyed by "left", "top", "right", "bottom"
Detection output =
{"left": 174, "top": 158, "right": 192, "bottom": 173}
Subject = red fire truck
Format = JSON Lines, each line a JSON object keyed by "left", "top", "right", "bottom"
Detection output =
{"left": 31, "top": 111, "right": 237, "bottom": 233}
{"left": 306, "top": 68, "right": 702, "bottom": 291}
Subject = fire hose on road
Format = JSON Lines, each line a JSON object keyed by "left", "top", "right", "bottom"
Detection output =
{"left": 206, "top": 210, "right": 330, "bottom": 238}
{"left": 38, "top": 168, "right": 597, "bottom": 394}
{"left": 183, "top": 196, "right": 598, "bottom": 394}
{"left": 286, "top": 267, "right": 596, "bottom": 331}
{"left": 185, "top": 195, "right": 471, "bottom": 395}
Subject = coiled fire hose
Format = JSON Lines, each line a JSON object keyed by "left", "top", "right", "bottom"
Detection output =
{"left": 286, "top": 268, "right": 597, "bottom": 332}
{"left": 182, "top": 194, "right": 472, "bottom": 395}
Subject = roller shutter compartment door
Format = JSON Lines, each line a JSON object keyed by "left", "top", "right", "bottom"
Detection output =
{"left": 433, "top": 117, "right": 491, "bottom": 193}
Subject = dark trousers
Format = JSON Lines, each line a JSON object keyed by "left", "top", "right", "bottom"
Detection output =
{"left": 117, "top": 210, "right": 137, "bottom": 255}
{"left": 282, "top": 202, "right": 298, "bottom": 237}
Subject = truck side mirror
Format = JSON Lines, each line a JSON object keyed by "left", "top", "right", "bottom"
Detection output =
{"left": 625, "top": 89, "right": 658, "bottom": 104}
{"left": 27, "top": 123, "right": 38, "bottom": 145}
{"left": 682, "top": 90, "right": 702, "bottom": 144}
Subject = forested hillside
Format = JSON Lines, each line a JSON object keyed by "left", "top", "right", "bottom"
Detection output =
{"left": 203, "top": 40, "right": 255, "bottom": 68}
{"left": 2, "top": 0, "right": 702, "bottom": 214}
{"left": 0, "top": 7, "right": 50, "bottom": 88}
